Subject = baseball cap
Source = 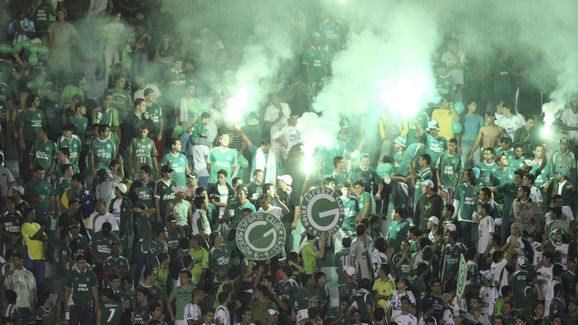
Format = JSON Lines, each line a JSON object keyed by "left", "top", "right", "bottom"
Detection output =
{"left": 559, "top": 137, "right": 569, "bottom": 144}
{"left": 428, "top": 216, "right": 439, "bottom": 226}
{"left": 308, "top": 296, "right": 320, "bottom": 303}
{"left": 161, "top": 165, "right": 174, "bottom": 174}
{"left": 422, "top": 180, "right": 434, "bottom": 188}
{"left": 175, "top": 185, "right": 188, "bottom": 194}
{"left": 427, "top": 120, "right": 440, "bottom": 130}
{"left": 187, "top": 172, "right": 198, "bottom": 179}
{"left": 267, "top": 309, "right": 279, "bottom": 316}
{"left": 114, "top": 183, "right": 127, "bottom": 194}
{"left": 443, "top": 223, "right": 457, "bottom": 232}
{"left": 480, "top": 270, "right": 492, "bottom": 280}
{"left": 517, "top": 256, "right": 529, "bottom": 268}
{"left": 277, "top": 175, "right": 293, "bottom": 186}
{"left": 556, "top": 169, "right": 568, "bottom": 176}
{"left": 12, "top": 185, "right": 24, "bottom": 195}
{"left": 168, "top": 215, "right": 178, "bottom": 223}
{"left": 394, "top": 135, "right": 406, "bottom": 148}
{"left": 344, "top": 266, "right": 356, "bottom": 277}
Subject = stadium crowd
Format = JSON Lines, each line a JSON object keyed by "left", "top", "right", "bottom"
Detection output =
{"left": 0, "top": 0, "right": 576, "bottom": 325}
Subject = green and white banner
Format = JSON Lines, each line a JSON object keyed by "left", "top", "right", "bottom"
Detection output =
{"left": 300, "top": 188, "right": 344, "bottom": 236}
{"left": 236, "top": 212, "right": 286, "bottom": 260}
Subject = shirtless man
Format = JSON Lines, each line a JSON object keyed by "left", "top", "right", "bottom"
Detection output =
{"left": 468, "top": 112, "right": 504, "bottom": 163}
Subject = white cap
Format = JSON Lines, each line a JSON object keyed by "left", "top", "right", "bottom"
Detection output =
{"left": 428, "top": 216, "right": 439, "bottom": 226}
{"left": 344, "top": 266, "right": 356, "bottom": 277}
{"left": 443, "top": 223, "right": 457, "bottom": 232}
{"left": 114, "top": 183, "right": 127, "bottom": 194}
{"left": 12, "top": 185, "right": 24, "bottom": 195}
{"left": 267, "top": 309, "right": 279, "bottom": 316}
{"left": 277, "top": 175, "right": 293, "bottom": 186}
{"left": 422, "top": 180, "right": 434, "bottom": 188}
{"left": 175, "top": 185, "right": 188, "bottom": 194}
{"left": 481, "top": 270, "right": 492, "bottom": 280}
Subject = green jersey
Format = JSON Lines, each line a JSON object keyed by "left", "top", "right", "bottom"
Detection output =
{"left": 208, "top": 147, "right": 237, "bottom": 184}
{"left": 437, "top": 152, "right": 464, "bottom": 188}
{"left": 454, "top": 183, "right": 478, "bottom": 221}
{"left": 510, "top": 157, "right": 525, "bottom": 171}
{"left": 209, "top": 244, "right": 231, "bottom": 284}
{"left": 65, "top": 268, "right": 98, "bottom": 307}
{"left": 414, "top": 167, "right": 433, "bottom": 203}
{"left": 100, "top": 300, "right": 123, "bottom": 325}
{"left": 406, "top": 112, "right": 429, "bottom": 147}
{"left": 135, "top": 213, "right": 152, "bottom": 253}
{"left": 91, "top": 231, "right": 121, "bottom": 260}
{"left": 350, "top": 289, "right": 374, "bottom": 322}
{"left": 161, "top": 152, "right": 188, "bottom": 186}
{"left": 35, "top": 306, "right": 56, "bottom": 325}
{"left": 277, "top": 278, "right": 298, "bottom": 311}
{"left": 391, "top": 252, "right": 412, "bottom": 279}
{"left": 494, "top": 148, "right": 515, "bottom": 161}
{"left": 341, "top": 197, "right": 358, "bottom": 232}
{"left": 491, "top": 167, "right": 514, "bottom": 203}
{"left": 30, "top": 139, "right": 57, "bottom": 172}
{"left": 106, "top": 89, "right": 132, "bottom": 112}
{"left": 441, "top": 243, "right": 465, "bottom": 284}
{"left": 294, "top": 288, "right": 317, "bottom": 311}
{"left": 424, "top": 133, "right": 448, "bottom": 168}
{"left": 335, "top": 248, "right": 351, "bottom": 285}
{"left": 325, "top": 306, "right": 351, "bottom": 325}
{"left": 129, "top": 138, "right": 158, "bottom": 171}
{"left": 302, "top": 241, "right": 319, "bottom": 274}
{"left": 57, "top": 135, "right": 82, "bottom": 164}
{"left": 397, "top": 143, "right": 424, "bottom": 177}
{"left": 155, "top": 179, "right": 176, "bottom": 216}
{"left": 56, "top": 241, "right": 71, "bottom": 277}
{"left": 169, "top": 285, "right": 194, "bottom": 320}
{"left": 531, "top": 162, "right": 554, "bottom": 189}
{"left": 147, "top": 103, "right": 162, "bottom": 138}
{"left": 133, "top": 303, "right": 150, "bottom": 324}
{"left": 510, "top": 270, "right": 527, "bottom": 310}
{"left": 90, "top": 138, "right": 116, "bottom": 171}
{"left": 166, "top": 225, "right": 184, "bottom": 256}
{"left": 303, "top": 45, "right": 328, "bottom": 82}
{"left": 103, "top": 256, "right": 129, "bottom": 273}
{"left": 67, "top": 115, "right": 88, "bottom": 143}
{"left": 357, "top": 192, "right": 372, "bottom": 218}
{"left": 24, "top": 179, "right": 53, "bottom": 214}
{"left": 551, "top": 150, "right": 576, "bottom": 179}
{"left": 133, "top": 180, "right": 154, "bottom": 209}
{"left": 42, "top": 101, "right": 63, "bottom": 135}
{"left": 19, "top": 108, "right": 46, "bottom": 142}
{"left": 476, "top": 161, "right": 498, "bottom": 187}
{"left": 0, "top": 210, "right": 23, "bottom": 239}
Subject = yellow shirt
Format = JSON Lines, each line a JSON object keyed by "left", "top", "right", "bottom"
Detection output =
{"left": 21, "top": 222, "right": 44, "bottom": 260}
{"left": 431, "top": 108, "right": 455, "bottom": 140}
{"left": 373, "top": 277, "right": 396, "bottom": 310}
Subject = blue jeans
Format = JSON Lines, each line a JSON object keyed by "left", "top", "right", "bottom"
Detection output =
{"left": 24, "top": 255, "right": 45, "bottom": 292}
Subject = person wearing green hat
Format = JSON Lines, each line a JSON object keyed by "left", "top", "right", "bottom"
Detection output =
{"left": 422, "top": 120, "right": 448, "bottom": 169}
{"left": 551, "top": 137, "right": 576, "bottom": 182}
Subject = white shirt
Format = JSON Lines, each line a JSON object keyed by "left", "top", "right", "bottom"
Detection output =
{"left": 86, "top": 212, "right": 119, "bottom": 233}
{"left": 544, "top": 279, "right": 559, "bottom": 317}
{"left": 477, "top": 216, "right": 494, "bottom": 254}
{"left": 545, "top": 206, "right": 574, "bottom": 223}
{"left": 392, "top": 313, "right": 418, "bottom": 325}
{"left": 258, "top": 206, "right": 282, "bottom": 218}
{"left": 495, "top": 114, "right": 525, "bottom": 140}
{"left": 530, "top": 186, "right": 542, "bottom": 203}
{"left": 133, "top": 84, "right": 162, "bottom": 101}
{"left": 214, "top": 305, "right": 230, "bottom": 325}
{"left": 264, "top": 103, "right": 290, "bottom": 124}
{"left": 184, "top": 303, "right": 202, "bottom": 321}
{"left": 490, "top": 259, "right": 509, "bottom": 292}
{"left": 479, "top": 286, "right": 499, "bottom": 316}
{"left": 536, "top": 265, "right": 553, "bottom": 297}
{"left": 560, "top": 109, "right": 578, "bottom": 141}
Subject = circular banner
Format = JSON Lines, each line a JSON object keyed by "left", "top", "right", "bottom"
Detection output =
{"left": 456, "top": 254, "right": 467, "bottom": 300}
{"left": 235, "top": 212, "right": 286, "bottom": 261}
{"left": 300, "top": 187, "right": 345, "bottom": 236}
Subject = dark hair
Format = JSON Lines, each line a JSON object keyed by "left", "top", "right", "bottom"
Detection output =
{"left": 323, "top": 177, "right": 335, "bottom": 186}
{"left": 144, "top": 88, "right": 154, "bottom": 97}
{"left": 444, "top": 204, "right": 455, "bottom": 215}
{"left": 217, "top": 169, "right": 228, "bottom": 177}
{"left": 419, "top": 154, "right": 432, "bottom": 165}
{"left": 449, "top": 138, "right": 458, "bottom": 145}
{"left": 341, "top": 237, "right": 352, "bottom": 248}
{"left": 98, "top": 124, "right": 109, "bottom": 134}
{"left": 333, "top": 156, "right": 345, "bottom": 167}
{"left": 519, "top": 186, "right": 531, "bottom": 197}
